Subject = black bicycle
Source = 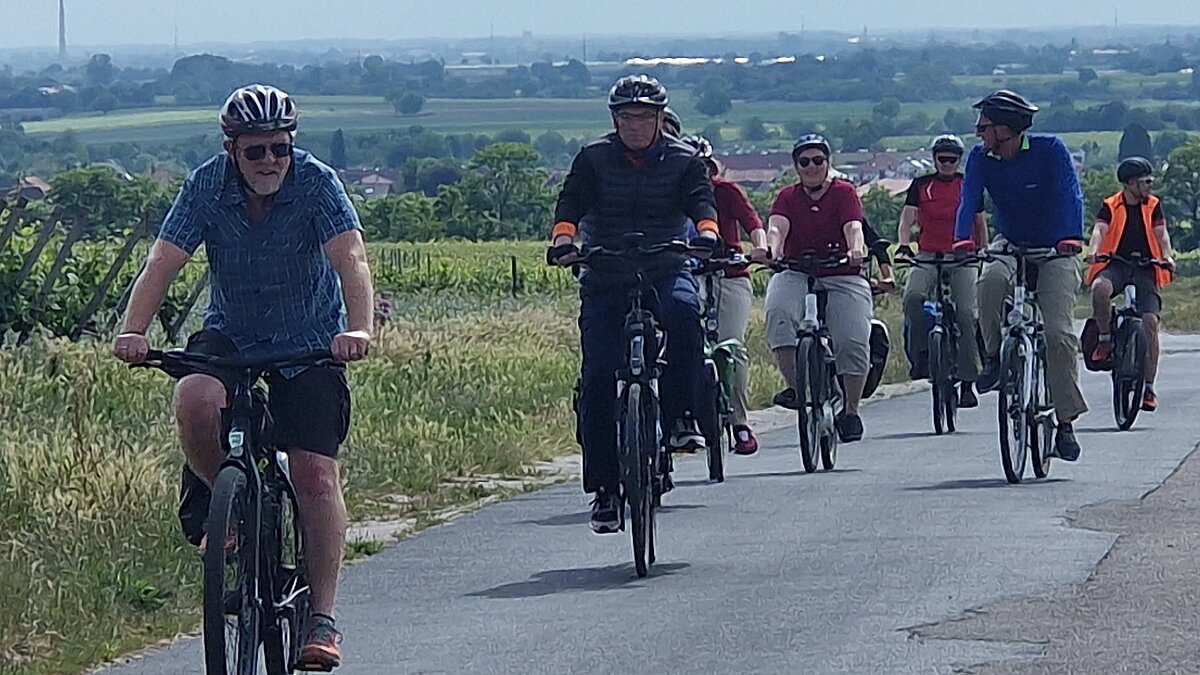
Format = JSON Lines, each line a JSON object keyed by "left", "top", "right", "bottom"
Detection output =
{"left": 896, "top": 253, "right": 980, "bottom": 435}
{"left": 979, "top": 245, "right": 1075, "bottom": 484}
{"left": 691, "top": 251, "right": 749, "bottom": 483}
{"left": 134, "top": 349, "right": 336, "bottom": 675}
{"left": 567, "top": 236, "right": 703, "bottom": 577}
{"left": 759, "top": 251, "right": 855, "bottom": 473}
{"left": 1093, "top": 253, "right": 1172, "bottom": 430}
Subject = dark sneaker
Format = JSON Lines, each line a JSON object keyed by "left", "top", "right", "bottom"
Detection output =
{"left": 773, "top": 387, "right": 800, "bottom": 410}
{"left": 976, "top": 355, "right": 1001, "bottom": 393}
{"left": 958, "top": 381, "right": 979, "bottom": 409}
{"left": 835, "top": 413, "right": 864, "bottom": 443}
{"left": 1054, "top": 423, "right": 1081, "bottom": 462}
{"left": 298, "top": 615, "right": 343, "bottom": 671}
{"left": 733, "top": 425, "right": 759, "bottom": 455}
{"left": 669, "top": 416, "right": 706, "bottom": 452}
{"left": 590, "top": 491, "right": 620, "bottom": 534}
{"left": 1142, "top": 387, "right": 1158, "bottom": 412}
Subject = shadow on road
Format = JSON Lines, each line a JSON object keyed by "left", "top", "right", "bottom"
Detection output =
{"left": 1076, "top": 427, "right": 1148, "bottom": 435}
{"left": 873, "top": 430, "right": 987, "bottom": 441}
{"left": 731, "top": 468, "right": 863, "bottom": 480}
{"left": 520, "top": 511, "right": 592, "bottom": 527}
{"left": 465, "top": 562, "right": 691, "bottom": 599}
{"left": 904, "top": 477, "right": 1070, "bottom": 491}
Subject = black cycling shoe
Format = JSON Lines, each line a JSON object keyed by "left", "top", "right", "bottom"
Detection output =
{"left": 958, "top": 382, "right": 979, "bottom": 409}
{"left": 773, "top": 388, "right": 801, "bottom": 410}
{"left": 1054, "top": 423, "right": 1081, "bottom": 462}
{"left": 835, "top": 413, "right": 864, "bottom": 442}
{"left": 975, "top": 355, "right": 1001, "bottom": 393}
{"left": 590, "top": 491, "right": 620, "bottom": 534}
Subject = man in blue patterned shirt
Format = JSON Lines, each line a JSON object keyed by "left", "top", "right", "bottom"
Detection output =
{"left": 113, "top": 84, "right": 372, "bottom": 670}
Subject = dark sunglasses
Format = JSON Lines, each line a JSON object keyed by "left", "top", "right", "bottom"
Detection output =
{"left": 795, "top": 156, "right": 827, "bottom": 167}
{"left": 975, "top": 123, "right": 996, "bottom": 133}
{"left": 1137, "top": 177, "right": 1155, "bottom": 186}
{"left": 240, "top": 142, "right": 294, "bottom": 161}
{"left": 936, "top": 155, "right": 960, "bottom": 164}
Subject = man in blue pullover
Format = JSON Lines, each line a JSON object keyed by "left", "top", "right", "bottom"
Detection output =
{"left": 953, "top": 90, "right": 1087, "bottom": 462}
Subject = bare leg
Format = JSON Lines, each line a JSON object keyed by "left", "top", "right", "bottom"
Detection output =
{"left": 1145, "top": 313, "right": 1161, "bottom": 384}
{"left": 773, "top": 346, "right": 797, "bottom": 390}
{"left": 289, "top": 451, "right": 347, "bottom": 617}
{"left": 173, "top": 374, "right": 227, "bottom": 485}
{"left": 1091, "top": 277, "right": 1114, "bottom": 335}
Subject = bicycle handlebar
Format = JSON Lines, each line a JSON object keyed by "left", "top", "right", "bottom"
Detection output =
{"left": 692, "top": 252, "right": 750, "bottom": 275}
{"left": 895, "top": 254, "right": 982, "bottom": 269}
{"left": 1093, "top": 253, "right": 1173, "bottom": 269}
{"left": 132, "top": 349, "right": 340, "bottom": 381}
{"left": 755, "top": 253, "right": 855, "bottom": 274}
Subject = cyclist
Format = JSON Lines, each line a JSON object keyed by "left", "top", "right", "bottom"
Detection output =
{"left": 953, "top": 89, "right": 1087, "bottom": 461}
{"left": 547, "top": 75, "right": 721, "bottom": 533}
{"left": 1085, "top": 156, "right": 1175, "bottom": 411}
{"left": 897, "top": 134, "right": 987, "bottom": 408}
{"left": 111, "top": 84, "right": 372, "bottom": 670}
{"left": 683, "top": 134, "right": 769, "bottom": 454}
{"left": 763, "top": 133, "right": 872, "bottom": 442}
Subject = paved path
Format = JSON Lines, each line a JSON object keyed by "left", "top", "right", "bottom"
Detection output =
{"left": 102, "top": 334, "right": 1200, "bottom": 675}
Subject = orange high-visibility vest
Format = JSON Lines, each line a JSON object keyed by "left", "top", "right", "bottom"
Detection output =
{"left": 1086, "top": 192, "right": 1171, "bottom": 289}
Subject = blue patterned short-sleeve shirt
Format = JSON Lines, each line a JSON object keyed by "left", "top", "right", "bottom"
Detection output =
{"left": 158, "top": 149, "right": 361, "bottom": 363}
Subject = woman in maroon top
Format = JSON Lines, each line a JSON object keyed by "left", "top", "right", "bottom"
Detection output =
{"left": 687, "top": 136, "right": 770, "bottom": 454}
{"left": 760, "top": 134, "right": 873, "bottom": 443}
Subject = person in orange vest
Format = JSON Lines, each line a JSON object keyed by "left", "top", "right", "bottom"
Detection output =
{"left": 1085, "top": 156, "right": 1176, "bottom": 411}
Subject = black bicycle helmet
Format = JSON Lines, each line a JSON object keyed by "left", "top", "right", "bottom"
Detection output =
{"left": 1117, "top": 156, "right": 1154, "bottom": 183}
{"left": 607, "top": 75, "right": 669, "bottom": 110}
{"left": 792, "top": 133, "right": 832, "bottom": 158}
{"left": 931, "top": 134, "right": 966, "bottom": 156}
{"left": 664, "top": 107, "right": 682, "bottom": 134}
{"left": 681, "top": 134, "right": 714, "bottom": 159}
{"left": 972, "top": 89, "right": 1039, "bottom": 133}
{"left": 220, "top": 84, "right": 298, "bottom": 138}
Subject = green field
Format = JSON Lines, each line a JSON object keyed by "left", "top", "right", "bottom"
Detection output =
{"left": 11, "top": 94, "right": 1017, "bottom": 146}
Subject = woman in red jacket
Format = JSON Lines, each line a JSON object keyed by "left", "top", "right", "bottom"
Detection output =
{"left": 686, "top": 136, "right": 770, "bottom": 454}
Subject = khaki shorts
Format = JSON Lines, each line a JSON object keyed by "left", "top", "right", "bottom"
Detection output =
{"left": 764, "top": 271, "right": 872, "bottom": 377}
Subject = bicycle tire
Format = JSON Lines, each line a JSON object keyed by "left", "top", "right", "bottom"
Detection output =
{"left": 997, "top": 339, "right": 1029, "bottom": 484}
{"left": 930, "top": 331, "right": 946, "bottom": 435}
{"left": 621, "top": 383, "right": 652, "bottom": 578}
{"left": 1113, "top": 321, "right": 1147, "bottom": 431}
{"left": 1029, "top": 343, "right": 1053, "bottom": 479}
{"left": 203, "top": 467, "right": 261, "bottom": 675}
{"left": 795, "top": 336, "right": 820, "bottom": 473}
{"left": 820, "top": 367, "right": 840, "bottom": 470}
{"left": 262, "top": 468, "right": 308, "bottom": 675}
{"left": 701, "top": 361, "right": 725, "bottom": 482}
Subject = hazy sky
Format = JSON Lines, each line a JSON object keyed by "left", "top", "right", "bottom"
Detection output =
{"left": 4, "top": 0, "right": 1198, "bottom": 49}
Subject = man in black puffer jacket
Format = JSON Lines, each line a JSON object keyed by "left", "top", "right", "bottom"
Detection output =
{"left": 548, "top": 75, "right": 720, "bottom": 534}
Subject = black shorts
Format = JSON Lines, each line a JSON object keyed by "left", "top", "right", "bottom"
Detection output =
{"left": 1097, "top": 265, "right": 1162, "bottom": 316}
{"left": 184, "top": 330, "right": 351, "bottom": 458}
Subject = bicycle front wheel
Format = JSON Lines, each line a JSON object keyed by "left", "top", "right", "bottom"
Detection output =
{"left": 997, "top": 338, "right": 1030, "bottom": 484}
{"left": 1113, "top": 322, "right": 1147, "bottom": 431}
{"left": 203, "top": 467, "right": 262, "bottom": 675}
{"left": 262, "top": 469, "right": 308, "bottom": 675}
{"left": 621, "top": 383, "right": 654, "bottom": 578}
{"left": 700, "top": 360, "right": 726, "bottom": 482}
{"left": 794, "top": 336, "right": 820, "bottom": 473}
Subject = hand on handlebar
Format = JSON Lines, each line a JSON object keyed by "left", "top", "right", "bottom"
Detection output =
{"left": 112, "top": 332, "right": 150, "bottom": 364}
{"left": 546, "top": 241, "right": 580, "bottom": 267}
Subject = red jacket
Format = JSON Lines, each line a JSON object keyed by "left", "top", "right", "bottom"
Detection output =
{"left": 713, "top": 177, "right": 764, "bottom": 278}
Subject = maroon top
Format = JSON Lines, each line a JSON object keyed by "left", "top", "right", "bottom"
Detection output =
{"left": 769, "top": 179, "right": 865, "bottom": 277}
{"left": 713, "top": 177, "right": 764, "bottom": 278}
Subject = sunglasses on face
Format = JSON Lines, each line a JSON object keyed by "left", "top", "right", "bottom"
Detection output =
{"left": 936, "top": 155, "right": 960, "bottom": 164}
{"left": 975, "top": 123, "right": 996, "bottom": 134}
{"left": 795, "top": 156, "right": 827, "bottom": 167}
{"left": 615, "top": 111, "right": 658, "bottom": 123}
{"left": 239, "top": 142, "right": 294, "bottom": 161}
{"left": 1138, "top": 177, "right": 1155, "bottom": 186}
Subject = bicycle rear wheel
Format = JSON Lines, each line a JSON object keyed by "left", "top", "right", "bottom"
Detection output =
{"left": 262, "top": 469, "right": 308, "bottom": 675}
{"left": 621, "top": 383, "right": 653, "bottom": 578}
{"left": 795, "top": 336, "right": 820, "bottom": 473}
{"left": 700, "top": 360, "right": 726, "bottom": 482}
{"left": 1030, "top": 350, "right": 1053, "bottom": 479}
{"left": 203, "top": 467, "right": 262, "bottom": 675}
{"left": 997, "top": 339, "right": 1029, "bottom": 484}
{"left": 820, "top": 367, "right": 841, "bottom": 471}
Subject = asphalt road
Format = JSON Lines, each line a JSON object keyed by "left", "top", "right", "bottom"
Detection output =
{"left": 101, "top": 333, "right": 1200, "bottom": 675}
